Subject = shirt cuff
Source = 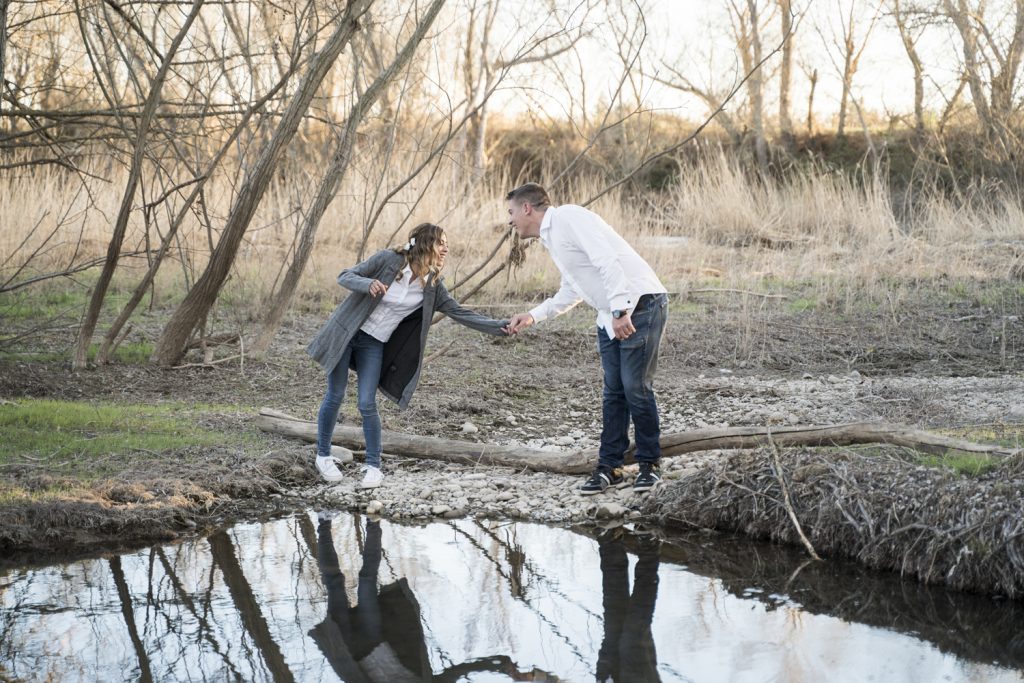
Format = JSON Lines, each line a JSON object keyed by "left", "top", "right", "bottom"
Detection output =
{"left": 528, "top": 304, "right": 549, "bottom": 323}
{"left": 610, "top": 295, "right": 635, "bottom": 313}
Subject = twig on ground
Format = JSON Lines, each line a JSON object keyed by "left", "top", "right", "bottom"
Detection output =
{"left": 767, "top": 428, "right": 822, "bottom": 561}
{"left": 688, "top": 288, "right": 789, "bottom": 299}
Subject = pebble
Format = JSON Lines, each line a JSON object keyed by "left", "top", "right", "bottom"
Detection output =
{"left": 462, "top": 421, "right": 479, "bottom": 434}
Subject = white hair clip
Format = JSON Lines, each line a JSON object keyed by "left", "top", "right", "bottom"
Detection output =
{"left": 405, "top": 236, "right": 416, "bottom": 251}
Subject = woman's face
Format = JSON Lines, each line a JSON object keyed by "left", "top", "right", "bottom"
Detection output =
{"left": 434, "top": 232, "right": 449, "bottom": 269}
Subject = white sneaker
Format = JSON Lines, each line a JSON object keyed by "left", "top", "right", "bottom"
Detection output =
{"left": 316, "top": 456, "right": 344, "bottom": 482}
{"left": 359, "top": 465, "right": 384, "bottom": 489}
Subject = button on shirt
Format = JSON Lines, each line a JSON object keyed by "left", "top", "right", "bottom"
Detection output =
{"left": 360, "top": 266, "right": 425, "bottom": 342}
{"left": 528, "top": 204, "right": 666, "bottom": 340}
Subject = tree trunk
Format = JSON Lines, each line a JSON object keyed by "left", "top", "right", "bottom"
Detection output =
{"left": 777, "top": 0, "right": 794, "bottom": 151}
{"left": 257, "top": 409, "right": 1020, "bottom": 474}
{"left": 71, "top": 0, "right": 205, "bottom": 370}
{"left": 944, "top": 0, "right": 997, "bottom": 142}
{"left": 0, "top": 0, "right": 9, "bottom": 123}
{"left": 249, "top": 0, "right": 446, "bottom": 357}
{"left": 806, "top": 68, "right": 817, "bottom": 135}
{"left": 746, "top": 0, "right": 767, "bottom": 168}
{"left": 892, "top": 0, "right": 925, "bottom": 139}
{"left": 98, "top": 68, "right": 296, "bottom": 364}
{"left": 151, "top": 0, "right": 374, "bottom": 367}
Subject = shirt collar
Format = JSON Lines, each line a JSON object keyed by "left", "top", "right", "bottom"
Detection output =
{"left": 538, "top": 206, "right": 555, "bottom": 243}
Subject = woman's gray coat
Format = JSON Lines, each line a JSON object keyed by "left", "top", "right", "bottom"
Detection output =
{"left": 307, "top": 249, "right": 507, "bottom": 409}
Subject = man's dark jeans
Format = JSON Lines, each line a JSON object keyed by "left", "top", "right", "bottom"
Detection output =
{"left": 597, "top": 293, "right": 668, "bottom": 469}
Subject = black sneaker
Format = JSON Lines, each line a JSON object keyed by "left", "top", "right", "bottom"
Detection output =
{"left": 580, "top": 466, "right": 626, "bottom": 495}
{"left": 633, "top": 462, "right": 662, "bottom": 493}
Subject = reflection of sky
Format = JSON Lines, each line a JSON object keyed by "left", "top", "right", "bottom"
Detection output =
{"left": 1, "top": 515, "right": 1022, "bottom": 682}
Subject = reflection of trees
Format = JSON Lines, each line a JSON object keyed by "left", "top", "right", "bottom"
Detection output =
{"left": 109, "top": 557, "right": 154, "bottom": 683}
{"left": 153, "top": 547, "right": 241, "bottom": 678}
{"left": 642, "top": 530, "right": 1024, "bottom": 670}
{"left": 207, "top": 530, "right": 296, "bottom": 683}
{"left": 444, "top": 520, "right": 594, "bottom": 665}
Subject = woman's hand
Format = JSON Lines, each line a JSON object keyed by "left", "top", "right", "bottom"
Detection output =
{"left": 368, "top": 279, "right": 388, "bottom": 297}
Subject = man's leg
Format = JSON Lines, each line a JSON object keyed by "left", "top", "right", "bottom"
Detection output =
{"left": 598, "top": 328, "right": 631, "bottom": 470}
{"left": 620, "top": 295, "right": 668, "bottom": 490}
{"left": 582, "top": 328, "right": 632, "bottom": 494}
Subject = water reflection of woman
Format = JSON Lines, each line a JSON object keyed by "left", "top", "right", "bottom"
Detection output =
{"left": 309, "top": 514, "right": 431, "bottom": 682}
{"left": 596, "top": 529, "right": 661, "bottom": 682}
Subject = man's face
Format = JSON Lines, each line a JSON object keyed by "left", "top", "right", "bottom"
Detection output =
{"left": 507, "top": 199, "right": 539, "bottom": 238}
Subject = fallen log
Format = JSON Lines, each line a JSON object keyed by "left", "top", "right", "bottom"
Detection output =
{"left": 257, "top": 408, "right": 594, "bottom": 473}
{"left": 257, "top": 408, "right": 1020, "bottom": 474}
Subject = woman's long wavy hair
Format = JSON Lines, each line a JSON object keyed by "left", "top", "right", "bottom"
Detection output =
{"left": 393, "top": 222, "right": 446, "bottom": 285}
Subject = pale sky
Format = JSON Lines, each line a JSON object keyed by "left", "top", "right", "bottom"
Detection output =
{"left": 493, "top": 0, "right": 966, "bottom": 127}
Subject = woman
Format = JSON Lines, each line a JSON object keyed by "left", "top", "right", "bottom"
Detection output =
{"left": 307, "top": 223, "right": 508, "bottom": 489}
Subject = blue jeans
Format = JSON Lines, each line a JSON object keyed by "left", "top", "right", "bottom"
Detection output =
{"left": 316, "top": 330, "right": 384, "bottom": 467}
{"left": 597, "top": 293, "right": 668, "bottom": 469}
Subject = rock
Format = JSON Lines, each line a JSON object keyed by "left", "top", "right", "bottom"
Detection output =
{"left": 366, "top": 500, "right": 384, "bottom": 515}
{"left": 431, "top": 504, "right": 451, "bottom": 516}
{"left": 461, "top": 421, "right": 479, "bottom": 434}
{"left": 551, "top": 436, "right": 575, "bottom": 446}
{"left": 463, "top": 472, "right": 487, "bottom": 480}
{"left": 596, "top": 502, "right": 628, "bottom": 519}
{"left": 496, "top": 491, "right": 515, "bottom": 502}
{"left": 330, "top": 445, "right": 354, "bottom": 463}
{"left": 443, "top": 509, "right": 463, "bottom": 519}
{"left": 1008, "top": 405, "right": 1024, "bottom": 420}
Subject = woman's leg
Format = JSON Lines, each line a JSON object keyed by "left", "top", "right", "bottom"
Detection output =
{"left": 351, "top": 332, "right": 385, "bottom": 469}
{"left": 316, "top": 343, "right": 354, "bottom": 458}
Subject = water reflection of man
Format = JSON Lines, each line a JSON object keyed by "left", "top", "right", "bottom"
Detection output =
{"left": 309, "top": 513, "right": 431, "bottom": 682}
{"left": 596, "top": 529, "right": 661, "bottom": 683}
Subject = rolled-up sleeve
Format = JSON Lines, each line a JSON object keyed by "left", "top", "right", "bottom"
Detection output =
{"left": 529, "top": 274, "right": 582, "bottom": 322}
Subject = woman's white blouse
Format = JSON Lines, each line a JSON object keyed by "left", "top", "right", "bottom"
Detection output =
{"left": 359, "top": 265, "right": 425, "bottom": 342}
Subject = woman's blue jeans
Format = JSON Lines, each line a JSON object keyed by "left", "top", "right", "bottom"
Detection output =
{"left": 316, "top": 330, "right": 384, "bottom": 467}
{"left": 597, "top": 293, "right": 668, "bottom": 469}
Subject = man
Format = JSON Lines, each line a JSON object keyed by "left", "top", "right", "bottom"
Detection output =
{"left": 504, "top": 183, "right": 668, "bottom": 495}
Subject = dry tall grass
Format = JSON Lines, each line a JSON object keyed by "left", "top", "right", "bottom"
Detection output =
{"left": 2, "top": 149, "right": 1022, "bottom": 321}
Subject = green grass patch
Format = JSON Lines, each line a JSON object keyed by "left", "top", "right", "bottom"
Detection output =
{"left": 0, "top": 399, "right": 252, "bottom": 479}
{"left": 915, "top": 451, "right": 1000, "bottom": 477}
{"left": 0, "top": 289, "right": 87, "bottom": 320}
{"left": 0, "top": 341, "right": 154, "bottom": 365}
{"left": 788, "top": 297, "right": 818, "bottom": 313}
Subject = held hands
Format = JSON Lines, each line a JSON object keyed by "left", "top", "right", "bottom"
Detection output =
{"left": 503, "top": 312, "right": 535, "bottom": 335}
{"left": 612, "top": 311, "right": 635, "bottom": 340}
{"left": 368, "top": 279, "right": 388, "bottom": 297}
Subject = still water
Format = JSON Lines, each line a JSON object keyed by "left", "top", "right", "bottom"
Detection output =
{"left": 2, "top": 512, "right": 1023, "bottom": 682}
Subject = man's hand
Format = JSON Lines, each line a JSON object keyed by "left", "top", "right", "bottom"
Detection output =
{"left": 368, "top": 279, "right": 388, "bottom": 297}
{"left": 612, "top": 311, "right": 635, "bottom": 340}
{"left": 505, "top": 312, "right": 535, "bottom": 335}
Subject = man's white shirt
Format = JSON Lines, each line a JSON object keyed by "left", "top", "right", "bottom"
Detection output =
{"left": 527, "top": 204, "right": 666, "bottom": 340}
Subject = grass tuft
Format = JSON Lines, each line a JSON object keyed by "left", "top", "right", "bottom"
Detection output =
{"left": 0, "top": 399, "right": 251, "bottom": 478}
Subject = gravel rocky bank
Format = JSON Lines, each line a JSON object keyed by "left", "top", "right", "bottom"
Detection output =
{"left": 277, "top": 371, "right": 1024, "bottom": 529}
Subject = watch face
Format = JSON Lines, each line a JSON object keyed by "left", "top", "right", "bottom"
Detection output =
{"left": 613, "top": 310, "right": 623, "bottom": 318}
